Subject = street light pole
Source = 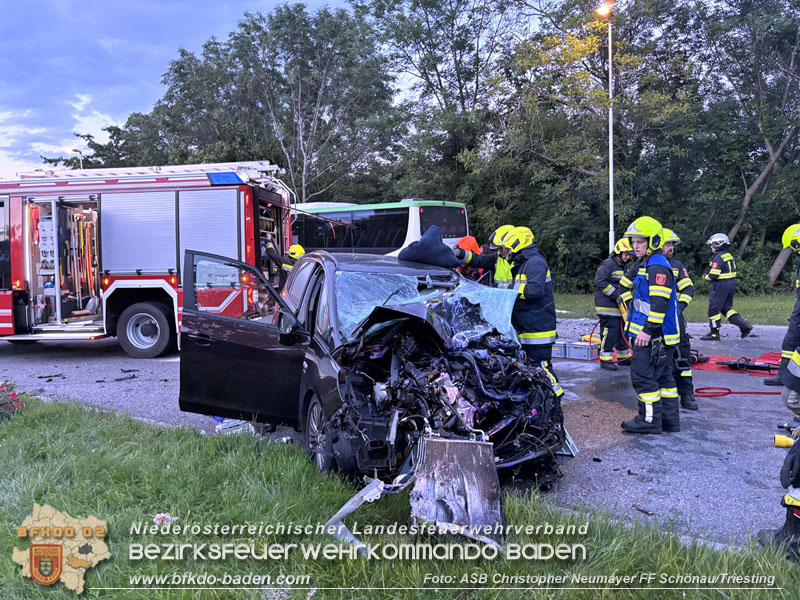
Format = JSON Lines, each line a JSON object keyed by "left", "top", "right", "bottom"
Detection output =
{"left": 607, "top": 17, "right": 614, "bottom": 255}
{"left": 596, "top": 3, "right": 614, "bottom": 255}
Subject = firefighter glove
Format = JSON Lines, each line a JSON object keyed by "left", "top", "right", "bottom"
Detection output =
{"left": 781, "top": 442, "right": 800, "bottom": 489}
{"left": 453, "top": 247, "right": 466, "bottom": 260}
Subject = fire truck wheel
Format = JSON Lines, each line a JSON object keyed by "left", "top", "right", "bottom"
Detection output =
{"left": 118, "top": 302, "right": 172, "bottom": 359}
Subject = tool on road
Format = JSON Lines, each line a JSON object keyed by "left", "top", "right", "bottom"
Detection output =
{"left": 776, "top": 435, "right": 795, "bottom": 448}
{"left": 694, "top": 387, "right": 782, "bottom": 398}
{"left": 714, "top": 357, "right": 777, "bottom": 373}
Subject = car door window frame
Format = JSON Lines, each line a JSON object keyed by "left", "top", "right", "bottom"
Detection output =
{"left": 183, "top": 250, "right": 298, "bottom": 328}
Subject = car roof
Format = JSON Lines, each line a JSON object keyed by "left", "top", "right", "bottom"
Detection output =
{"left": 308, "top": 251, "right": 455, "bottom": 278}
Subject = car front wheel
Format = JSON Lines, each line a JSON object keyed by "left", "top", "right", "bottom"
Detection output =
{"left": 304, "top": 395, "right": 334, "bottom": 472}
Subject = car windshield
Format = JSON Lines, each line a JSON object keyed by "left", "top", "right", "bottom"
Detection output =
{"left": 335, "top": 271, "right": 519, "bottom": 347}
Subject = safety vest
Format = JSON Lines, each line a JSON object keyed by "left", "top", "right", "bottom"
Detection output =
{"left": 625, "top": 253, "right": 680, "bottom": 346}
{"left": 495, "top": 256, "right": 513, "bottom": 289}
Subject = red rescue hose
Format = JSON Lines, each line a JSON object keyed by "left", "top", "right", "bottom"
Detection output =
{"left": 588, "top": 318, "right": 633, "bottom": 362}
{"left": 695, "top": 387, "right": 782, "bottom": 398}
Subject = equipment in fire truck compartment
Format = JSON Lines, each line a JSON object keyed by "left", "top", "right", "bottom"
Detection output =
{"left": 28, "top": 200, "right": 99, "bottom": 328}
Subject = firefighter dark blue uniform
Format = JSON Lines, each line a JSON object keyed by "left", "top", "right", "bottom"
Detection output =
{"left": 621, "top": 216, "right": 681, "bottom": 434}
{"left": 758, "top": 347, "right": 800, "bottom": 558}
{"left": 454, "top": 224, "right": 514, "bottom": 289}
{"left": 766, "top": 224, "right": 800, "bottom": 386}
{"left": 700, "top": 234, "right": 752, "bottom": 340}
{"left": 503, "top": 227, "right": 562, "bottom": 398}
{"left": 662, "top": 229, "right": 697, "bottom": 410}
{"left": 593, "top": 238, "right": 633, "bottom": 370}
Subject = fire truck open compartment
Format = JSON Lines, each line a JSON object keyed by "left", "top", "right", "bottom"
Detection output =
{"left": 25, "top": 197, "right": 100, "bottom": 331}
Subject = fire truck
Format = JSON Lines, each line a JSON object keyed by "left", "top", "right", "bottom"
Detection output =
{"left": 0, "top": 161, "right": 293, "bottom": 358}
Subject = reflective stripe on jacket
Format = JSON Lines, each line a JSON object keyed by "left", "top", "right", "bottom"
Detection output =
{"left": 625, "top": 252, "right": 680, "bottom": 346}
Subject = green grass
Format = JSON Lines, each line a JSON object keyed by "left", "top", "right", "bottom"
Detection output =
{"left": 2, "top": 395, "right": 798, "bottom": 599}
{"left": 555, "top": 293, "right": 795, "bottom": 325}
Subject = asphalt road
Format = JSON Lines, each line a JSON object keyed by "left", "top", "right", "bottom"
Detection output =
{"left": 0, "top": 319, "right": 793, "bottom": 547}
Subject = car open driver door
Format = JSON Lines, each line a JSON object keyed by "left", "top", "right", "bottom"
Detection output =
{"left": 179, "top": 250, "right": 309, "bottom": 426}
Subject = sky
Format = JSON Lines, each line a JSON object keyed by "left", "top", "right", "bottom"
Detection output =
{"left": 0, "top": 0, "right": 337, "bottom": 180}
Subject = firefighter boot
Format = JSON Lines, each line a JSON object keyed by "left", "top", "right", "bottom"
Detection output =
{"left": 618, "top": 358, "right": 632, "bottom": 366}
{"left": 700, "top": 325, "right": 720, "bottom": 341}
{"left": 764, "top": 376, "right": 783, "bottom": 387}
{"left": 661, "top": 394, "right": 681, "bottom": 432}
{"left": 600, "top": 361, "right": 618, "bottom": 371}
{"left": 621, "top": 400, "right": 662, "bottom": 434}
{"left": 681, "top": 393, "right": 699, "bottom": 410}
{"left": 729, "top": 313, "right": 753, "bottom": 338}
{"left": 757, "top": 504, "right": 800, "bottom": 560}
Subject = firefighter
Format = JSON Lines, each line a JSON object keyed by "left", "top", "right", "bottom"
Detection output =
{"left": 453, "top": 224, "right": 514, "bottom": 288}
{"left": 700, "top": 233, "right": 752, "bottom": 340}
{"left": 502, "top": 226, "right": 563, "bottom": 399}
{"left": 283, "top": 244, "right": 305, "bottom": 274}
{"left": 757, "top": 425, "right": 800, "bottom": 559}
{"left": 765, "top": 224, "right": 800, "bottom": 387}
{"left": 620, "top": 216, "right": 681, "bottom": 434}
{"left": 454, "top": 236, "right": 484, "bottom": 281}
{"left": 593, "top": 238, "right": 634, "bottom": 370}
{"left": 661, "top": 229, "right": 698, "bottom": 410}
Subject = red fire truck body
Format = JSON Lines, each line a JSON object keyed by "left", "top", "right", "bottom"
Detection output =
{"left": 0, "top": 161, "right": 292, "bottom": 357}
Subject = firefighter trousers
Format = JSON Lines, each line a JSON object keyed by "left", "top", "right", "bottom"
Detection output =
{"left": 779, "top": 316, "right": 800, "bottom": 375}
{"left": 673, "top": 312, "right": 694, "bottom": 398}
{"left": 598, "top": 316, "right": 631, "bottom": 363}
{"left": 524, "top": 345, "right": 564, "bottom": 398}
{"left": 708, "top": 280, "right": 738, "bottom": 327}
{"left": 630, "top": 339, "right": 679, "bottom": 429}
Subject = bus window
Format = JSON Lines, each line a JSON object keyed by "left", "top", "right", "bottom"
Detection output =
{"left": 419, "top": 205, "right": 468, "bottom": 238}
{"left": 351, "top": 208, "right": 408, "bottom": 251}
{"left": 294, "top": 213, "right": 352, "bottom": 249}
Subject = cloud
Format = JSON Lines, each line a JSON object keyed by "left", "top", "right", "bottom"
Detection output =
{"left": 68, "top": 94, "right": 121, "bottom": 144}
{"left": 0, "top": 149, "right": 49, "bottom": 181}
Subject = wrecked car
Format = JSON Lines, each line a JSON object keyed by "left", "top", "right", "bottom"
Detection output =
{"left": 179, "top": 251, "right": 565, "bottom": 543}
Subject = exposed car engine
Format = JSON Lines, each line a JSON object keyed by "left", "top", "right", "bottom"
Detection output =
{"left": 330, "top": 314, "right": 564, "bottom": 481}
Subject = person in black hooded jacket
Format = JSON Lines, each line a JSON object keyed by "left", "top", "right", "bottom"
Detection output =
{"left": 502, "top": 226, "right": 562, "bottom": 399}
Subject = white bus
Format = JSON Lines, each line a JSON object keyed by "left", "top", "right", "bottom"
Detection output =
{"left": 292, "top": 199, "right": 469, "bottom": 255}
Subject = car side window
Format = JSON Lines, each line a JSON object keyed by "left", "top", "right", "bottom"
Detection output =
{"left": 314, "top": 282, "right": 331, "bottom": 343}
{"left": 192, "top": 256, "right": 277, "bottom": 322}
{"left": 282, "top": 260, "right": 315, "bottom": 310}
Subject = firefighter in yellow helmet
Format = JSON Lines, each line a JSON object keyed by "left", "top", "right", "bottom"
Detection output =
{"left": 765, "top": 224, "right": 800, "bottom": 393}
{"left": 502, "top": 226, "right": 562, "bottom": 399}
{"left": 621, "top": 216, "right": 681, "bottom": 434}
{"left": 662, "top": 228, "right": 697, "bottom": 410}
{"left": 593, "top": 237, "right": 634, "bottom": 371}
{"left": 264, "top": 242, "right": 305, "bottom": 291}
{"left": 453, "top": 224, "right": 514, "bottom": 288}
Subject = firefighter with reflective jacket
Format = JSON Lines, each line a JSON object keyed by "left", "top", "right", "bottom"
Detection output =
{"left": 757, "top": 389, "right": 800, "bottom": 558}
{"left": 454, "top": 224, "right": 514, "bottom": 289}
{"left": 662, "top": 229, "right": 698, "bottom": 410}
{"left": 620, "top": 216, "right": 681, "bottom": 434}
{"left": 264, "top": 241, "right": 305, "bottom": 290}
{"left": 593, "top": 238, "right": 634, "bottom": 370}
{"left": 700, "top": 233, "right": 752, "bottom": 340}
{"left": 502, "top": 226, "right": 563, "bottom": 398}
{"left": 765, "top": 224, "right": 800, "bottom": 387}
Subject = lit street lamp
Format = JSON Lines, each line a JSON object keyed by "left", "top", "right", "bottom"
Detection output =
{"left": 72, "top": 148, "right": 84, "bottom": 170}
{"left": 596, "top": 2, "right": 614, "bottom": 255}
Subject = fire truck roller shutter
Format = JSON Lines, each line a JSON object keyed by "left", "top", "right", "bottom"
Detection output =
{"left": 178, "top": 188, "right": 240, "bottom": 276}
{"left": 101, "top": 192, "right": 177, "bottom": 273}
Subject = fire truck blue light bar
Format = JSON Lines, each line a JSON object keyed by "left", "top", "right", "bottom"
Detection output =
{"left": 207, "top": 172, "right": 244, "bottom": 185}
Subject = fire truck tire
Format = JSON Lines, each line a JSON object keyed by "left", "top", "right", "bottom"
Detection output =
{"left": 118, "top": 302, "right": 172, "bottom": 359}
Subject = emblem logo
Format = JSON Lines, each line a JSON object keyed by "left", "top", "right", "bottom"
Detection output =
{"left": 655, "top": 273, "right": 667, "bottom": 286}
{"left": 30, "top": 544, "right": 63, "bottom": 585}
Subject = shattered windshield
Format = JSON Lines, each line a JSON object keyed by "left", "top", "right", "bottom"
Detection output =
{"left": 335, "top": 271, "right": 519, "bottom": 347}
